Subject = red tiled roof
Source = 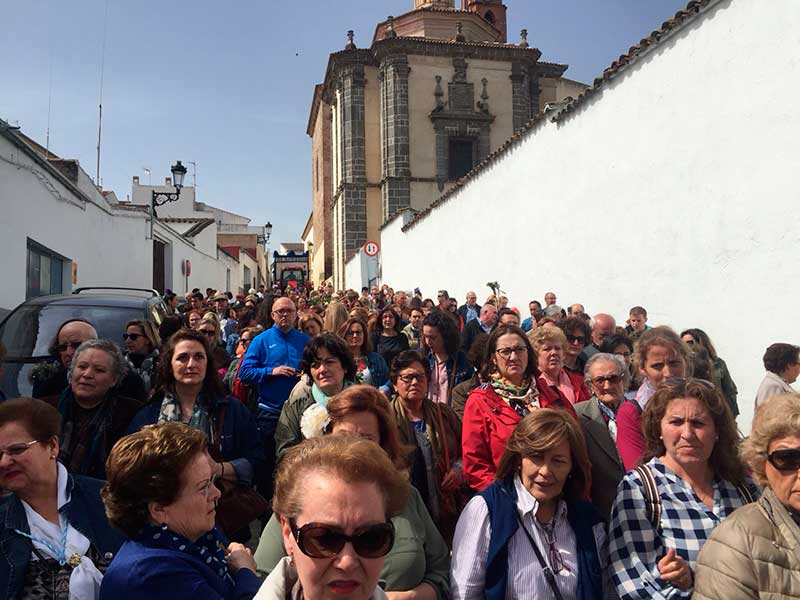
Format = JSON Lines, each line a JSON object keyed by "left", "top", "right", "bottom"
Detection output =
{"left": 218, "top": 246, "right": 240, "bottom": 261}
{"left": 398, "top": 0, "right": 715, "bottom": 233}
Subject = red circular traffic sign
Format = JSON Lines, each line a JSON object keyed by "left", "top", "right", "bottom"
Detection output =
{"left": 363, "top": 241, "right": 380, "bottom": 257}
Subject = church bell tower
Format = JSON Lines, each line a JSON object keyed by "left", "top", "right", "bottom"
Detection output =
{"left": 462, "top": 0, "right": 507, "bottom": 42}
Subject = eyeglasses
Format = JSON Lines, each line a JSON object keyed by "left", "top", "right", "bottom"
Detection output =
{"left": 122, "top": 333, "right": 143, "bottom": 341}
{"left": 198, "top": 329, "right": 216, "bottom": 336}
{"left": 591, "top": 374, "right": 623, "bottom": 386}
{"left": 273, "top": 309, "right": 296, "bottom": 315}
{"left": 398, "top": 372, "right": 426, "bottom": 384}
{"left": 539, "top": 521, "right": 569, "bottom": 575}
{"left": 198, "top": 474, "right": 218, "bottom": 498}
{"left": 289, "top": 519, "right": 395, "bottom": 559}
{"left": 565, "top": 335, "right": 585, "bottom": 344}
{"left": 496, "top": 346, "right": 528, "bottom": 359}
{"left": 241, "top": 338, "right": 253, "bottom": 346}
{"left": 346, "top": 330, "right": 364, "bottom": 337}
{"left": 767, "top": 448, "right": 800, "bottom": 472}
{"left": 0, "top": 440, "right": 39, "bottom": 461}
{"left": 56, "top": 341, "right": 82, "bottom": 353}
{"left": 684, "top": 339, "right": 695, "bottom": 346}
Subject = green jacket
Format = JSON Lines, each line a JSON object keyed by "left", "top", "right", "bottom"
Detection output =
{"left": 253, "top": 486, "right": 451, "bottom": 600}
{"left": 274, "top": 378, "right": 316, "bottom": 459}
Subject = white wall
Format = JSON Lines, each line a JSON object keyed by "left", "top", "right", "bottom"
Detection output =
{"left": 0, "top": 134, "right": 150, "bottom": 310}
{"left": 0, "top": 132, "right": 247, "bottom": 308}
{"left": 381, "top": 0, "right": 800, "bottom": 431}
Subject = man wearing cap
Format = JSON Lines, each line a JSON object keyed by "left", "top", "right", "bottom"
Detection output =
{"left": 238, "top": 297, "right": 309, "bottom": 497}
{"left": 213, "top": 292, "right": 237, "bottom": 343}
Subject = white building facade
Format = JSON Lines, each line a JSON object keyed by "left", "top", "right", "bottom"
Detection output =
{"left": 0, "top": 123, "right": 266, "bottom": 311}
{"left": 379, "top": 0, "right": 800, "bottom": 428}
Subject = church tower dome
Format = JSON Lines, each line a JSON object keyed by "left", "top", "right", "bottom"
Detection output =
{"left": 414, "top": 0, "right": 455, "bottom": 8}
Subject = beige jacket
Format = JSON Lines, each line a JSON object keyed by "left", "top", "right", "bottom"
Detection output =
{"left": 694, "top": 487, "right": 800, "bottom": 599}
{"left": 255, "top": 557, "right": 390, "bottom": 600}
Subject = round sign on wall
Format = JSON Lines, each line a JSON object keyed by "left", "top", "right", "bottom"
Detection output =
{"left": 363, "top": 241, "right": 380, "bottom": 257}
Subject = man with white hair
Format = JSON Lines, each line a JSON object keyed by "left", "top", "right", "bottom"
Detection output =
{"left": 457, "top": 291, "right": 480, "bottom": 326}
{"left": 575, "top": 353, "right": 626, "bottom": 516}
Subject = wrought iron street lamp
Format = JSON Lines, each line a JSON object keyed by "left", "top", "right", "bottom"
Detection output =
{"left": 151, "top": 160, "right": 187, "bottom": 216}
{"left": 257, "top": 221, "right": 273, "bottom": 248}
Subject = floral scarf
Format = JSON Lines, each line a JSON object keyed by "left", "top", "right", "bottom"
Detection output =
{"left": 489, "top": 372, "right": 540, "bottom": 417}
{"left": 157, "top": 389, "right": 211, "bottom": 437}
{"left": 135, "top": 524, "right": 232, "bottom": 585}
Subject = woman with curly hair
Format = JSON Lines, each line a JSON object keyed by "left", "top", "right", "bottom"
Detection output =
{"left": 609, "top": 378, "right": 759, "bottom": 599}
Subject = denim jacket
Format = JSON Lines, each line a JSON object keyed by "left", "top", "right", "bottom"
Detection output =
{"left": 0, "top": 470, "right": 125, "bottom": 599}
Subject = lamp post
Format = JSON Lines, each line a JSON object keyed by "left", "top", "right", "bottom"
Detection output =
{"left": 149, "top": 161, "right": 187, "bottom": 240}
{"left": 257, "top": 221, "right": 273, "bottom": 285}
{"left": 307, "top": 241, "right": 314, "bottom": 284}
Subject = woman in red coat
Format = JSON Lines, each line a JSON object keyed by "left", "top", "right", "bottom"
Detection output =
{"left": 530, "top": 326, "right": 589, "bottom": 411}
{"left": 462, "top": 324, "right": 565, "bottom": 492}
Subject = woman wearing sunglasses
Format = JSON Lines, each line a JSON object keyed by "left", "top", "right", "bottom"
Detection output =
{"left": 198, "top": 313, "right": 232, "bottom": 374}
{"left": 0, "top": 397, "right": 124, "bottom": 600}
{"left": 255, "top": 435, "right": 410, "bottom": 600}
{"left": 122, "top": 319, "right": 161, "bottom": 395}
{"left": 256, "top": 386, "right": 451, "bottom": 600}
{"left": 695, "top": 393, "right": 800, "bottom": 598}
{"left": 100, "top": 422, "right": 260, "bottom": 600}
{"left": 609, "top": 378, "right": 759, "bottom": 599}
{"left": 451, "top": 408, "right": 608, "bottom": 600}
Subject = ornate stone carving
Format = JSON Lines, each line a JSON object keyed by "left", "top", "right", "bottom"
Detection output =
{"left": 429, "top": 57, "right": 495, "bottom": 190}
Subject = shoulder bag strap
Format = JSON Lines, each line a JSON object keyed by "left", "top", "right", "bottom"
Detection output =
{"left": 634, "top": 464, "right": 661, "bottom": 529}
{"left": 211, "top": 402, "right": 226, "bottom": 462}
{"left": 736, "top": 482, "right": 755, "bottom": 504}
{"left": 512, "top": 511, "right": 565, "bottom": 600}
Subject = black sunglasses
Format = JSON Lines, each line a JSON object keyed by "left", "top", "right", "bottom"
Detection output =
{"left": 122, "top": 333, "right": 143, "bottom": 341}
{"left": 767, "top": 448, "right": 800, "bottom": 472}
{"left": 289, "top": 519, "right": 395, "bottom": 559}
{"left": 56, "top": 341, "right": 82, "bottom": 353}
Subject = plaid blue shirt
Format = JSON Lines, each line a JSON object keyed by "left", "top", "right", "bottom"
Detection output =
{"left": 608, "top": 457, "right": 759, "bottom": 600}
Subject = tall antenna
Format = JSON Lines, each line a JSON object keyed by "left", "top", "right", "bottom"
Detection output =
{"left": 45, "top": 33, "right": 54, "bottom": 159}
{"left": 95, "top": 0, "right": 110, "bottom": 187}
{"left": 187, "top": 161, "right": 197, "bottom": 188}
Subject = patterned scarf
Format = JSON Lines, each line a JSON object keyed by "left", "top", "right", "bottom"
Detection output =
{"left": 489, "top": 372, "right": 540, "bottom": 417}
{"left": 157, "top": 389, "right": 211, "bottom": 437}
{"left": 59, "top": 389, "right": 117, "bottom": 477}
{"left": 135, "top": 524, "right": 232, "bottom": 586}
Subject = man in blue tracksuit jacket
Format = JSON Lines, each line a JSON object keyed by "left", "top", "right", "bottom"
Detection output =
{"left": 237, "top": 297, "right": 309, "bottom": 498}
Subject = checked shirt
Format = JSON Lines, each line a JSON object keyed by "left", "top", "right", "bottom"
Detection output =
{"left": 608, "top": 457, "right": 759, "bottom": 600}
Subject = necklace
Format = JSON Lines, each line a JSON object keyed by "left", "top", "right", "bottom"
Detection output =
{"left": 15, "top": 519, "right": 82, "bottom": 567}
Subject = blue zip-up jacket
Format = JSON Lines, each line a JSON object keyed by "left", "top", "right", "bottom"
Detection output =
{"left": 127, "top": 393, "right": 265, "bottom": 487}
{"left": 0, "top": 471, "right": 125, "bottom": 600}
{"left": 237, "top": 326, "right": 310, "bottom": 415}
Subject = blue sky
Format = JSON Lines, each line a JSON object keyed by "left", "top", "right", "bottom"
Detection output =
{"left": 2, "top": 0, "right": 687, "bottom": 244}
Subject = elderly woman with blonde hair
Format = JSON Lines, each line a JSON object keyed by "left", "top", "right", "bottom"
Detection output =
{"left": 255, "top": 435, "right": 412, "bottom": 600}
{"left": 694, "top": 393, "right": 800, "bottom": 598}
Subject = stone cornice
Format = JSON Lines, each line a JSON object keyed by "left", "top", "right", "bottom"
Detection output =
{"left": 372, "top": 36, "right": 541, "bottom": 64}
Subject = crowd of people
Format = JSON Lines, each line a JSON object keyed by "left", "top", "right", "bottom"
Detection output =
{"left": 2, "top": 281, "right": 800, "bottom": 599}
